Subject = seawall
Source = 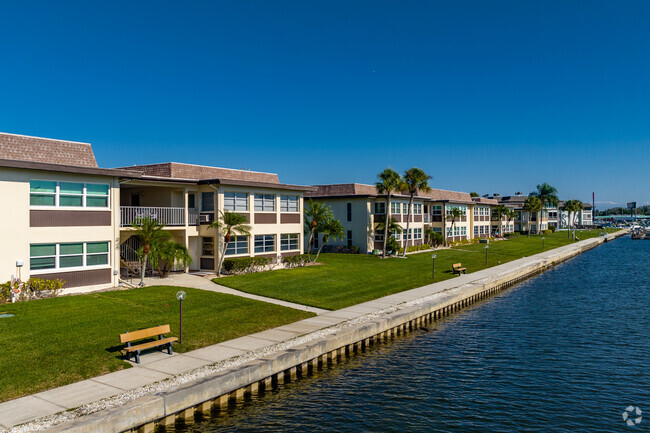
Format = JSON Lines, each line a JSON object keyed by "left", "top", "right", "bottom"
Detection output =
{"left": 42, "top": 231, "right": 626, "bottom": 433}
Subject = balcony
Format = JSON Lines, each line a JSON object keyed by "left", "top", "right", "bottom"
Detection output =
{"left": 120, "top": 206, "right": 198, "bottom": 227}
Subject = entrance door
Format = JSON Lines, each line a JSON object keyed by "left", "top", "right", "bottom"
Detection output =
{"left": 188, "top": 237, "right": 199, "bottom": 270}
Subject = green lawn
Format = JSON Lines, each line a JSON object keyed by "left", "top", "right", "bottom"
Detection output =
{"left": 0, "top": 286, "right": 313, "bottom": 402}
{"left": 218, "top": 229, "right": 619, "bottom": 311}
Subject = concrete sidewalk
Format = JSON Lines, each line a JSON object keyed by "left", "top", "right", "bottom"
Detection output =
{"left": 142, "top": 273, "right": 328, "bottom": 315}
{"left": 0, "top": 232, "right": 626, "bottom": 432}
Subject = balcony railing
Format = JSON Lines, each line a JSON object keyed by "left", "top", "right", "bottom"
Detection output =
{"left": 121, "top": 206, "right": 187, "bottom": 227}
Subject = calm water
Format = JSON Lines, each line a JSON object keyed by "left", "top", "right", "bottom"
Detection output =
{"left": 174, "top": 237, "right": 649, "bottom": 432}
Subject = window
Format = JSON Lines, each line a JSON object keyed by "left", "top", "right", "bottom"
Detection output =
{"left": 187, "top": 193, "right": 196, "bottom": 209}
{"left": 255, "top": 235, "right": 275, "bottom": 253}
{"left": 374, "top": 202, "right": 385, "bottom": 214}
{"left": 254, "top": 194, "right": 275, "bottom": 212}
{"left": 29, "top": 180, "right": 109, "bottom": 208}
{"left": 224, "top": 192, "right": 248, "bottom": 211}
{"left": 280, "top": 195, "right": 299, "bottom": 212}
{"left": 201, "top": 192, "right": 214, "bottom": 212}
{"left": 446, "top": 227, "right": 453, "bottom": 237}
{"left": 474, "top": 207, "right": 479, "bottom": 217}
{"left": 392, "top": 230, "right": 401, "bottom": 241}
{"left": 414, "top": 203, "right": 422, "bottom": 215}
{"left": 313, "top": 232, "right": 318, "bottom": 249}
{"left": 474, "top": 226, "right": 479, "bottom": 236}
{"left": 347, "top": 230, "right": 352, "bottom": 247}
{"left": 374, "top": 233, "right": 384, "bottom": 241}
{"left": 391, "top": 202, "right": 401, "bottom": 214}
{"left": 414, "top": 228, "right": 422, "bottom": 239}
{"left": 431, "top": 206, "right": 442, "bottom": 216}
{"left": 461, "top": 227, "right": 467, "bottom": 236}
{"left": 454, "top": 226, "right": 460, "bottom": 236}
{"left": 201, "top": 237, "right": 214, "bottom": 256}
{"left": 30, "top": 242, "right": 109, "bottom": 272}
{"left": 225, "top": 236, "right": 248, "bottom": 255}
{"left": 432, "top": 227, "right": 442, "bottom": 233}
{"left": 281, "top": 234, "right": 299, "bottom": 251}
{"left": 347, "top": 203, "right": 352, "bottom": 221}
{"left": 402, "top": 203, "right": 408, "bottom": 214}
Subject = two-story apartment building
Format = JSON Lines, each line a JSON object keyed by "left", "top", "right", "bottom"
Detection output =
{"left": 0, "top": 132, "right": 312, "bottom": 294}
{"left": 488, "top": 193, "right": 549, "bottom": 234}
{"left": 304, "top": 184, "right": 428, "bottom": 254}
{"left": 420, "top": 189, "right": 478, "bottom": 243}
{"left": 558, "top": 201, "right": 594, "bottom": 228}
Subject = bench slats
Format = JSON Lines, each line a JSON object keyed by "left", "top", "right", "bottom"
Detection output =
{"left": 124, "top": 337, "right": 178, "bottom": 353}
{"left": 120, "top": 325, "right": 171, "bottom": 343}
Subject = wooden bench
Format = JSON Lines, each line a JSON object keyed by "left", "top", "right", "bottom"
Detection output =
{"left": 119, "top": 325, "right": 178, "bottom": 364}
{"left": 452, "top": 263, "right": 466, "bottom": 275}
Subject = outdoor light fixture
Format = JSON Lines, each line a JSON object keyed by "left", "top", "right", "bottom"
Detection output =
{"left": 176, "top": 290, "right": 186, "bottom": 344}
{"left": 432, "top": 254, "right": 437, "bottom": 280}
{"left": 542, "top": 237, "right": 545, "bottom": 250}
{"left": 485, "top": 245, "right": 489, "bottom": 266}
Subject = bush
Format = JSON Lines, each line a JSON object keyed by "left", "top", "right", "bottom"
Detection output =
{"left": 283, "top": 254, "right": 310, "bottom": 268}
{"left": 398, "top": 244, "right": 431, "bottom": 254}
{"left": 504, "top": 232, "right": 519, "bottom": 239}
{"left": 222, "top": 257, "right": 273, "bottom": 274}
{"left": 321, "top": 245, "right": 359, "bottom": 254}
{"left": 428, "top": 232, "right": 445, "bottom": 247}
{"left": 349, "top": 245, "right": 360, "bottom": 254}
{"left": 385, "top": 237, "right": 399, "bottom": 254}
{"left": 541, "top": 229, "right": 553, "bottom": 235}
{"left": 0, "top": 281, "right": 11, "bottom": 304}
{"left": 549, "top": 225, "right": 557, "bottom": 233}
{"left": 0, "top": 278, "right": 65, "bottom": 303}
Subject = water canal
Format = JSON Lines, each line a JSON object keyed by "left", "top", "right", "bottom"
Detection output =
{"left": 173, "top": 236, "right": 649, "bottom": 432}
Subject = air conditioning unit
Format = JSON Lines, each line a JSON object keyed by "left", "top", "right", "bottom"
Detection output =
{"left": 199, "top": 214, "right": 211, "bottom": 223}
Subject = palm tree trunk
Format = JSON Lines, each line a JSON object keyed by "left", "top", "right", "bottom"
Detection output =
{"left": 140, "top": 253, "right": 148, "bottom": 286}
{"left": 314, "top": 241, "right": 326, "bottom": 263}
{"left": 382, "top": 194, "right": 391, "bottom": 258}
{"left": 216, "top": 239, "right": 230, "bottom": 276}
{"left": 307, "top": 229, "right": 314, "bottom": 261}
{"left": 402, "top": 196, "right": 414, "bottom": 257}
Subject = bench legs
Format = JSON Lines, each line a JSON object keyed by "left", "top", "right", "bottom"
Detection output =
{"left": 167, "top": 342, "right": 173, "bottom": 355}
{"left": 134, "top": 350, "right": 141, "bottom": 364}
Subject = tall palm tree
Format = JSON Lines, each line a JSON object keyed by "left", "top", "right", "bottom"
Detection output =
{"left": 523, "top": 196, "right": 542, "bottom": 237}
{"left": 375, "top": 217, "right": 403, "bottom": 254}
{"left": 530, "top": 183, "right": 559, "bottom": 235}
{"left": 150, "top": 240, "right": 192, "bottom": 278}
{"left": 492, "top": 205, "right": 508, "bottom": 237}
{"left": 401, "top": 167, "right": 431, "bottom": 257}
{"left": 312, "top": 216, "right": 346, "bottom": 263}
{"left": 446, "top": 207, "right": 464, "bottom": 243}
{"left": 130, "top": 217, "right": 172, "bottom": 286}
{"left": 375, "top": 168, "right": 403, "bottom": 258}
{"left": 504, "top": 208, "right": 518, "bottom": 235}
{"left": 562, "top": 199, "right": 584, "bottom": 239}
{"left": 304, "top": 199, "right": 334, "bottom": 259}
{"left": 209, "top": 210, "right": 252, "bottom": 276}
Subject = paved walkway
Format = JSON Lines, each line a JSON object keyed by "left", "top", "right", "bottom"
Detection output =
{"left": 142, "top": 273, "right": 328, "bottom": 315}
{"left": 0, "top": 232, "right": 626, "bottom": 432}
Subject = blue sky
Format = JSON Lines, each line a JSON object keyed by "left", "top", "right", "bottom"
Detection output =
{"left": 1, "top": 1, "right": 648, "bottom": 208}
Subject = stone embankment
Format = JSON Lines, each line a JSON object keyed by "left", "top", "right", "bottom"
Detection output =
{"left": 4, "top": 231, "right": 626, "bottom": 433}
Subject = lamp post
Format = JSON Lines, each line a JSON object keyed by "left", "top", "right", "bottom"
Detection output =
{"left": 485, "top": 245, "right": 489, "bottom": 266}
{"left": 432, "top": 254, "right": 437, "bottom": 281}
{"left": 176, "top": 290, "right": 186, "bottom": 344}
{"left": 542, "top": 236, "right": 545, "bottom": 251}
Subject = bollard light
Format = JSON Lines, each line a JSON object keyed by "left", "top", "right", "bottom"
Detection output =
{"left": 176, "top": 290, "right": 186, "bottom": 344}
{"left": 432, "top": 254, "right": 437, "bottom": 280}
{"left": 542, "top": 236, "right": 545, "bottom": 250}
{"left": 485, "top": 245, "right": 489, "bottom": 266}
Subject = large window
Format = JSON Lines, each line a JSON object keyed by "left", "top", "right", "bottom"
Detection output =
{"left": 255, "top": 235, "right": 275, "bottom": 253}
{"left": 281, "top": 234, "right": 299, "bottom": 251}
{"left": 201, "top": 237, "right": 214, "bottom": 256}
{"left": 374, "top": 202, "right": 385, "bottom": 214}
{"left": 30, "top": 241, "right": 109, "bottom": 272}
{"left": 474, "top": 226, "right": 479, "bottom": 236}
{"left": 224, "top": 192, "right": 248, "bottom": 211}
{"left": 414, "top": 228, "right": 422, "bottom": 239}
{"left": 280, "top": 195, "right": 299, "bottom": 212}
{"left": 347, "top": 203, "right": 352, "bottom": 221}
{"left": 431, "top": 205, "right": 442, "bottom": 216}
{"left": 446, "top": 227, "right": 453, "bottom": 237}
{"left": 201, "top": 192, "right": 214, "bottom": 212}
{"left": 414, "top": 203, "right": 422, "bottom": 215}
{"left": 30, "top": 180, "right": 109, "bottom": 208}
{"left": 225, "top": 236, "right": 248, "bottom": 255}
{"left": 347, "top": 230, "right": 353, "bottom": 247}
{"left": 254, "top": 194, "right": 275, "bottom": 212}
{"left": 391, "top": 230, "right": 401, "bottom": 241}
{"left": 391, "top": 202, "right": 401, "bottom": 214}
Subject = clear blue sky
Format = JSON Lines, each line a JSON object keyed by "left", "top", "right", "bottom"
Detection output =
{"left": 1, "top": 1, "right": 648, "bottom": 208}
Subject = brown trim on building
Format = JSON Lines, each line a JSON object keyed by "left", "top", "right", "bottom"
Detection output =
{"left": 35, "top": 268, "right": 111, "bottom": 288}
{"left": 414, "top": 215, "right": 423, "bottom": 223}
{"left": 30, "top": 210, "right": 111, "bottom": 227}
{"left": 0, "top": 158, "right": 140, "bottom": 177}
{"left": 280, "top": 213, "right": 300, "bottom": 224}
{"left": 255, "top": 253, "right": 277, "bottom": 259}
{"left": 254, "top": 213, "right": 277, "bottom": 224}
{"left": 431, "top": 215, "right": 442, "bottom": 222}
{"left": 280, "top": 251, "right": 300, "bottom": 258}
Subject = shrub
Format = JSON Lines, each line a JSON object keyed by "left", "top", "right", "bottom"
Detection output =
{"left": 222, "top": 257, "right": 273, "bottom": 274}
{"left": 541, "top": 229, "right": 553, "bottom": 235}
{"left": 549, "top": 225, "right": 557, "bottom": 233}
{"left": 283, "top": 254, "right": 310, "bottom": 268}
{"left": 385, "top": 237, "right": 399, "bottom": 254}
{"left": 349, "top": 245, "right": 360, "bottom": 254}
{"left": 398, "top": 244, "right": 431, "bottom": 254}
{"left": 504, "top": 232, "right": 519, "bottom": 239}
{"left": 428, "top": 232, "right": 445, "bottom": 247}
{"left": 0, "top": 281, "right": 11, "bottom": 304}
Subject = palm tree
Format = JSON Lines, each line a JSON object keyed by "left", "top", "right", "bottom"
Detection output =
{"left": 375, "top": 216, "right": 403, "bottom": 255}
{"left": 150, "top": 240, "right": 192, "bottom": 278}
{"left": 562, "top": 199, "right": 584, "bottom": 239}
{"left": 504, "top": 208, "right": 518, "bottom": 236}
{"left": 425, "top": 227, "right": 444, "bottom": 247}
{"left": 304, "top": 199, "right": 334, "bottom": 260}
{"left": 312, "top": 216, "right": 346, "bottom": 263}
{"left": 492, "top": 205, "right": 508, "bottom": 237}
{"left": 209, "top": 210, "right": 252, "bottom": 276}
{"left": 401, "top": 167, "right": 431, "bottom": 257}
{"left": 446, "top": 207, "right": 463, "bottom": 243}
{"left": 375, "top": 168, "right": 403, "bottom": 258}
{"left": 530, "top": 183, "right": 559, "bottom": 235}
{"left": 523, "top": 196, "right": 542, "bottom": 237}
{"left": 130, "top": 217, "right": 172, "bottom": 286}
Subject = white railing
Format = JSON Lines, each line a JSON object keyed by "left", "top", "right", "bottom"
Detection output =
{"left": 188, "top": 209, "right": 199, "bottom": 226}
{"left": 121, "top": 206, "right": 185, "bottom": 227}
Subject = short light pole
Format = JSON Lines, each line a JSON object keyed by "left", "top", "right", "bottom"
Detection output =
{"left": 176, "top": 290, "right": 186, "bottom": 344}
{"left": 542, "top": 236, "right": 545, "bottom": 251}
{"left": 432, "top": 254, "right": 437, "bottom": 281}
{"left": 485, "top": 245, "right": 489, "bottom": 266}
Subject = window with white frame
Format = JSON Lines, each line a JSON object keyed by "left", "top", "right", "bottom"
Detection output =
{"left": 255, "top": 235, "right": 275, "bottom": 253}
{"left": 30, "top": 180, "right": 109, "bottom": 208}
{"left": 461, "top": 227, "right": 467, "bottom": 236}
{"left": 414, "top": 228, "right": 422, "bottom": 239}
{"left": 454, "top": 226, "right": 460, "bottom": 236}
{"left": 402, "top": 203, "right": 408, "bottom": 214}
{"left": 414, "top": 203, "right": 422, "bottom": 215}
{"left": 202, "top": 237, "right": 214, "bottom": 256}
{"left": 446, "top": 227, "right": 453, "bottom": 237}
{"left": 431, "top": 205, "right": 442, "bottom": 215}
{"left": 432, "top": 227, "right": 442, "bottom": 233}
{"left": 374, "top": 202, "right": 385, "bottom": 214}
{"left": 254, "top": 194, "right": 275, "bottom": 212}
{"left": 224, "top": 192, "right": 248, "bottom": 211}
{"left": 374, "top": 232, "right": 384, "bottom": 241}
{"left": 391, "top": 202, "right": 401, "bottom": 214}
{"left": 281, "top": 234, "right": 299, "bottom": 251}
{"left": 280, "top": 195, "right": 299, "bottom": 212}
{"left": 391, "top": 230, "right": 401, "bottom": 241}
{"left": 474, "top": 226, "right": 479, "bottom": 236}
{"left": 473, "top": 207, "right": 479, "bottom": 217}
{"left": 225, "top": 236, "right": 248, "bottom": 255}
{"left": 30, "top": 241, "right": 109, "bottom": 272}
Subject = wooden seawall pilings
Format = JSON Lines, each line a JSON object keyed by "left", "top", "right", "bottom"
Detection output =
{"left": 48, "top": 231, "right": 627, "bottom": 433}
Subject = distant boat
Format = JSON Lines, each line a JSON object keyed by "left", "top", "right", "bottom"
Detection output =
{"left": 631, "top": 230, "right": 646, "bottom": 240}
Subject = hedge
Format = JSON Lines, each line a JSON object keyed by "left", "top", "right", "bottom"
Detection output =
{"left": 222, "top": 256, "right": 273, "bottom": 274}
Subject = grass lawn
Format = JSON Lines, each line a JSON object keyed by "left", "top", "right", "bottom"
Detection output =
{"left": 0, "top": 286, "right": 313, "bottom": 402}
{"left": 218, "top": 229, "right": 619, "bottom": 311}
